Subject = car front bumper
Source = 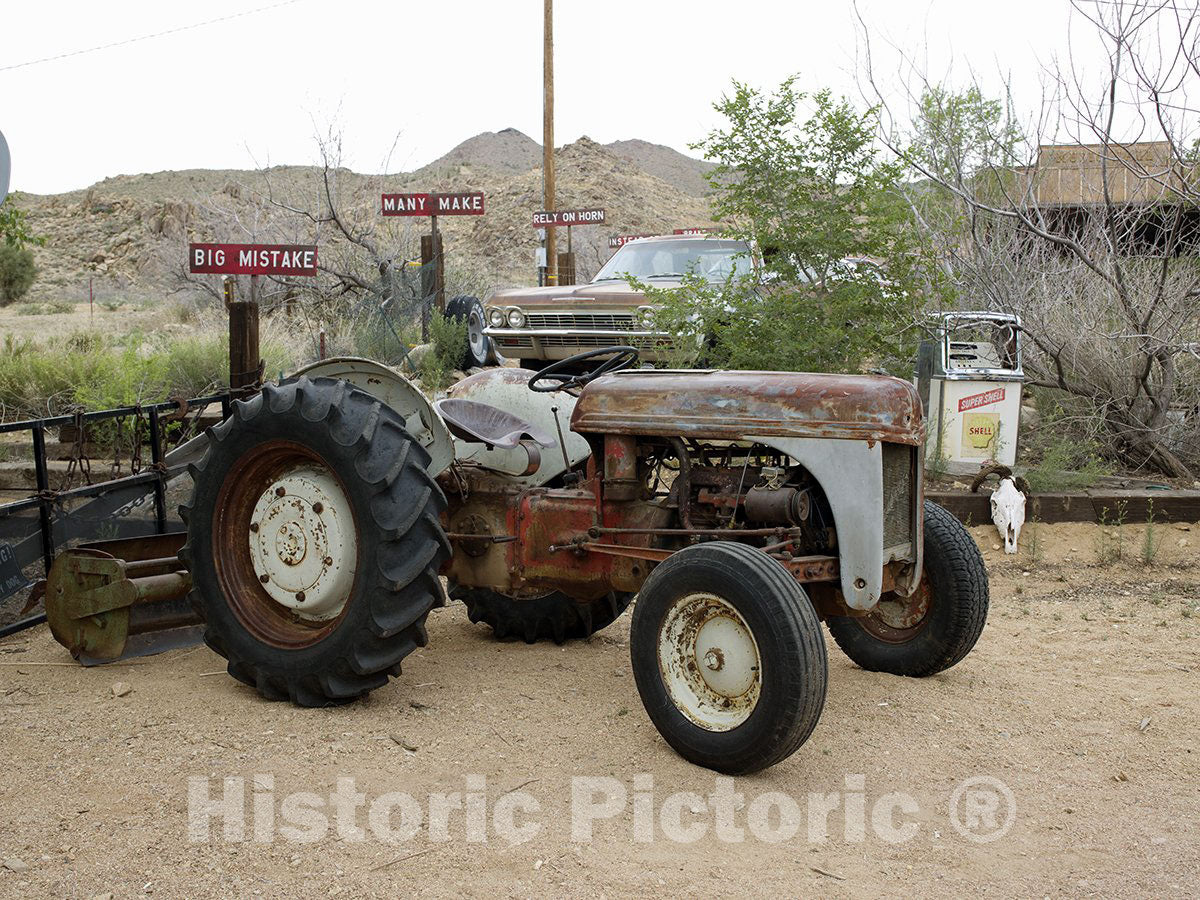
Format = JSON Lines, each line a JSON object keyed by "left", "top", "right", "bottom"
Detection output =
{"left": 483, "top": 327, "right": 688, "bottom": 362}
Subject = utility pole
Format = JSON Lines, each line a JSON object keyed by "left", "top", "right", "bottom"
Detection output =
{"left": 543, "top": 0, "right": 557, "bottom": 286}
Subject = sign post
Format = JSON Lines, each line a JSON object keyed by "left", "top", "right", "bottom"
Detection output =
{"left": 531, "top": 208, "right": 604, "bottom": 286}
{"left": 544, "top": 0, "right": 557, "bottom": 286}
{"left": 382, "top": 192, "right": 485, "bottom": 339}
{"left": 189, "top": 242, "right": 319, "bottom": 391}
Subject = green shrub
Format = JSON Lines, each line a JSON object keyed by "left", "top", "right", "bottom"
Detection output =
{"left": 14, "top": 300, "right": 73, "bottom": 316}
{"left": 0, "top": 329, "right": 297, "bottom": 421}
{"left": 414, "top": 313, "right": 467, "bottom": 391}
{"left": 0, "top": 243, "right": 37, "bottom": 305}
{"left": 1025, "top": 434, "right": 1112, "bottom": 492}
{"left": 1023, "top": 396, "right": 1113, "bottom": 492}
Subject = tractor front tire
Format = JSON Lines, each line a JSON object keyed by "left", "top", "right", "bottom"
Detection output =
{"left": 825, "top": 501, "right": 989, "bottom": 677}
{"left": 630, "top": 542, "right": 827, "bottom": 775}
{"left": 452, "top": 586, "right": 632, "bottom": 644}
{"left": 180, "top": 376, "right": 450, "bottom": 707}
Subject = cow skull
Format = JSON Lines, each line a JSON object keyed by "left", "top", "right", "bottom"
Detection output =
{"left": 990, "top": 477, "right": 1026, "bottom": 553}
{"left": 971, "top": 463, "right": 1031, "bottom": 554}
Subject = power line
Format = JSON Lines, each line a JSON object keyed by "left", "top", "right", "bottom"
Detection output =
{"left": 0, "top": 0, "right": 304, "bottom": 73}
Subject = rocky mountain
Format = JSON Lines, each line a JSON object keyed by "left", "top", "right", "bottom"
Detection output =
{"left": 416, "top": 128, "right": 713, "bottom": 196}
{"left": 603, "top": 139, "right": 714, "bottom": 197}
{"left": 418, "top": 127, "right": 542, "bottom": 176}
{"left": 13, "top": 136, "right": 717, "bottom": 304}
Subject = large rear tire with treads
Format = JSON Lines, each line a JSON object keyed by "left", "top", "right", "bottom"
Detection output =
{"left": 180, "top": 376, "right": 450, "bottom": 707}
{"left": 451, "top": 586, "right": 632, "bottom": 644}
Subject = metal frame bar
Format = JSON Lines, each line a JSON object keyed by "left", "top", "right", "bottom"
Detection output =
{"left": 0, "top": 392, "right": 232, "bottom": 638}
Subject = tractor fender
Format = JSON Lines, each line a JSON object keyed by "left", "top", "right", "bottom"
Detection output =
{"left": 292, "top": 357, "right": 455, "bottom": 475}
{"left": 747, "top": 436, "right": 886, "bottom": 611}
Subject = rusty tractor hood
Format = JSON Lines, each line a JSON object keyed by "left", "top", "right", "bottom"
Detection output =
{"left": 571, "top": 369, "right": 923, "bottom": 445}
{"left": 488, "top": 280, "right": 666, "bottom": 310}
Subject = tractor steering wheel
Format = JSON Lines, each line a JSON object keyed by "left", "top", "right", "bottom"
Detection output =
{"left": 527, "top": 346, "right": 641, "bottom": 392}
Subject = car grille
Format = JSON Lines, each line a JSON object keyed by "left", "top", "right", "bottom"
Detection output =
{"left": 523, "top": 313, "right": 638, "bottom": 331}
{"left": 881, "top": 443, "right": 916, "bottom": 554}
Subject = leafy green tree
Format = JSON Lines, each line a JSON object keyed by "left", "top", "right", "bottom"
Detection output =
{"left": 0, "top": 198, "right": 44, "bottom": 305}
{"left": 907, "top": 85, "right": 1023, "bottom": 188}
{"left": 0, "top": 202, "right": 44, "bottom": 249}
{"left": 643, "top": 78, "right": 935, "bottom": 373}
{"left": 0, "top": 242, "right": 37, "bottom": 305}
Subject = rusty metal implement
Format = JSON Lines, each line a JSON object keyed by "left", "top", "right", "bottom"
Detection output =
{"left": 44, "top": 533, "right": 201, "bottom": 665}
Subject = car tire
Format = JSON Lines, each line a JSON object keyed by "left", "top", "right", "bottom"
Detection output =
{"left": 445, "top": 295, "right": 489, "bottom": 369}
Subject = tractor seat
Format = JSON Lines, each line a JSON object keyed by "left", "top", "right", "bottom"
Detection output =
{"left": 433, "top": 398, "right": 557, "bottom": 450}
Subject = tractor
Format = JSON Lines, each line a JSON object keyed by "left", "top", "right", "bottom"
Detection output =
{"left": 45, "top": 347, "right": 988, "bottom": 774}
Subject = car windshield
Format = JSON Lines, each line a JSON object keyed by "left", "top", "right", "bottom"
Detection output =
{"left": 592, "top": 239, "right": 754, "bottom": 283}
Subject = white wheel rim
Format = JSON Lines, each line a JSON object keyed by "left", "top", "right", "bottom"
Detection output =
{"left": 248, "top": 464, "right": 357, "bottom": 622}
{"left": 468, "top": 310, "right": 486, "bottom": 359}
{"left": 657, "top": 592, "right": 761, "bottom": 731}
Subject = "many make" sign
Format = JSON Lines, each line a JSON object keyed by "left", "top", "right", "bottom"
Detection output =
{"left": 381, "top": 192, "right": 485, "bottom": 216}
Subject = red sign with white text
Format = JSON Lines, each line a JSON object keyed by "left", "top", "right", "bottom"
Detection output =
{"left": 381, "top": 192, "right": 485, "bottom": 216}
{"left": 608, "top": 233, "right": 657, "bottom": 248}
{"left": 958, "top": 387, "right": 1006, "bottom": 412}
{"left": 532, "top": 208, "right": 606, "bottom": 227}
{"left": 188, "top": 243, "right": 318, "bottom": 276}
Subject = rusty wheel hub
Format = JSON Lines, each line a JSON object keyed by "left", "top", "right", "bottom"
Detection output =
{"left": 860, "top": 575, "right": 932, "bottom": 643}
{"left": 213, "top": 441, "right": 360, "bottom": 649}
{"left": 248, "top": 466, "right": 357, "bottom": 622}
{"left": 658, "top": 592, "right": 761, "bottom": 732}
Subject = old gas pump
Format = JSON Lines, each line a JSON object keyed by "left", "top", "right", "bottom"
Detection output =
{"left": 916, "top": 312, "right": 1025, "bottom": 468}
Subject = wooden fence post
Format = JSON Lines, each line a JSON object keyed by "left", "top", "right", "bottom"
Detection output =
{"left": 228, "top": 276, "right": 261, "bottom": 392}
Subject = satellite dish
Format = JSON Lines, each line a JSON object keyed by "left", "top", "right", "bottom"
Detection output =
{"left": 0, "top": 130, "right": 10, "bottom": 205}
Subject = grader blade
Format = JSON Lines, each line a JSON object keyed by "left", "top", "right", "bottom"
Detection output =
{"left": 44, "top": 533, "right": 202, "bottom": 665}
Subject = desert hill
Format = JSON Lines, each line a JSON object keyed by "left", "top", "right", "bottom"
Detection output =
{"left": 418, "top": 127, "right": 542, "bottom": 176}
{"left": 418, "top": 128, "right": 713, "bottom": 196}
{"left": 13, "top": 135, "right": 716, "bottom": 304}
{"left": 603, "top": 139, "right": 714, "bottom": 197}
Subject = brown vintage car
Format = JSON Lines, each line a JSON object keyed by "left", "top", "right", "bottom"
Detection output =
{"left": 483, "top": 234, "right": 756, "bottom": 366}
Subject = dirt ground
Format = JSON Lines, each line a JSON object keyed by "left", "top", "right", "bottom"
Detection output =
{"left": 0, "top": 520, "right": 1197, "bottom": 898}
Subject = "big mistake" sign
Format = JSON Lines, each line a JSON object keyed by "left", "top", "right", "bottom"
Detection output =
{"left": 381, "top": 192, "right": 485, "bottom": 216}
{"left": 189, "top": 243, "right": 318, "bottom": 276}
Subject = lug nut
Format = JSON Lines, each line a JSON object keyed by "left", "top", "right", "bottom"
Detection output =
{"left": 275, "top": 486, "right": 286, "bottom": 497}
{"left": 312, "top": 502, "right": 324, "bottom": 514}
{"left": 249, "top": 522, "right": 259, "bottom": 533}
{"left": 323, "top": 556, "right": 333, "bottom": 566}
{"left": 259, "top": 574, "right": 270, "bottom": 584}
{"left": 295, "top": 591, "right": 306, "bottom": 603}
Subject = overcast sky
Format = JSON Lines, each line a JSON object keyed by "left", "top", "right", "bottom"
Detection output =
{"left": 2, "top": 0, "right": 1083, "bottom": 195}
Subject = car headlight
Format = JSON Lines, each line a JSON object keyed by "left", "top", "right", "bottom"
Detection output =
{"left": 487, "top": 308, "right": 504, "bottom": 328}
{"left": 506, "top": 308, "right": 524, "bottom": 328}
{"left": 637, "top": 305, "right": 656, "bottom": 327}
